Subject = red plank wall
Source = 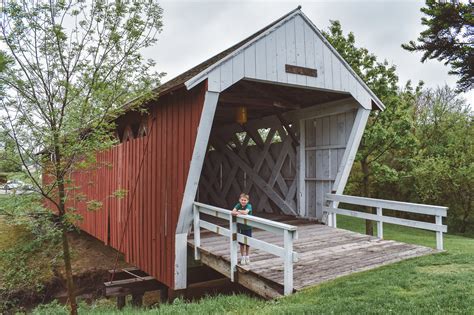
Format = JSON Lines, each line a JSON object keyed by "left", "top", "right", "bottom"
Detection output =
{"left": 61, "top": 82, "right": 206, "bottom": 288}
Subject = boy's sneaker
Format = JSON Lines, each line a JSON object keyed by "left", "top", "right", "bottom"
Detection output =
{"left": 240, "top": 256, "right": 247, "bottom": 265}
{"left": 245, "top": 256, "right": 250, "bottom": 265}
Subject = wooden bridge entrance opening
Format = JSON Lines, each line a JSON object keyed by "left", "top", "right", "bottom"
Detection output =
{"left": 197, "top": 79, "right": 360, "bottom": 221}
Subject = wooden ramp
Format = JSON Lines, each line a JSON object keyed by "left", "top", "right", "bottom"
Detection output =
{"left": 188, "top": 218, "right": 435, "bottom": 298}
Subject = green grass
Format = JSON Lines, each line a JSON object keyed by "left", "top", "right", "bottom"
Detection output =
{"left": 32, "top": 215, "right": 474, "bottom": 314}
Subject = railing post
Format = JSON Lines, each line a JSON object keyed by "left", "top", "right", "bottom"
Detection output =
{"left": 229, "top": 214, "right": 238, "bottom": 282}
{"left": 193, "top": 204, "right": 201, "bottom": 260}
{"left": 436, "top": 215, "right": 443, "bottom": 250}
{"left": 283, "top": 229, "right": 294, "bottom": 295}
{"left": 376, "top": 207, "right": 383, "bottom": 239}
{"left": 331, "top": 200, "right": 337, "bottom": 228}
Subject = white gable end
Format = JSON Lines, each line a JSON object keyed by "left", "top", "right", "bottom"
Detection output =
{"left": 185, "top": 11, "right": 384, "bottom": 111}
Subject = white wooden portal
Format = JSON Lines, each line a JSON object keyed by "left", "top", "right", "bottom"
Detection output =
{"left": 175, "top": 7, "right": 384, "bottom": 289}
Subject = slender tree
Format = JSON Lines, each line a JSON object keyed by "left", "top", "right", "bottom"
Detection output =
{"left": 0, "top": 1, "right": 164, "bottom": 313}
{"left": 402, "top": 0, "right": 473, "bottom": 92}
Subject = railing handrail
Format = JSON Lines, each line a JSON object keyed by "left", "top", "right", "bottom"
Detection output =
{"left": 193, "top": 201, "right": 297, "bottom": 232}
{"left": 324, "top": 193, "right": 447, "bottom": 250}
{"left": 325, "top": 194, "right": 447, "bottom": 217}
{"left": 193, "top": 201, "right": 297, "bottom": 295}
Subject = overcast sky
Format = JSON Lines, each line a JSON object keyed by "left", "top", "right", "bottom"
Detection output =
{"left": 146, "top": 0, "right": 472, "bottom": 104}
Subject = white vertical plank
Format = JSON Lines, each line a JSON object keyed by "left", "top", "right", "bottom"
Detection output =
{"left": 244, "top": 45, "right": 256, "bottom": 78}
{"left": 294, "top": 15, "right": 306, "bottom": 86}
{"left": 285, "top": 17, "right": 297, "bottom": 84}
{"left": 323, "top": 45, "right": 333, "bottom": 90}
{"left": 220, "top": 60, "right": 233, "bottom": 91}
{"left": 232, "top": 51, "right": 244, "bottom": 84}
{"left": 276, "top": 25, "right": 288, "bottom": 83}
{"left": 332, "top": 55, "right": 341, "bottom": 91}
{"left": 376, "top": 207, "right": 383, "bottom": 239}
{"left": 332, "top": 108, "right": 371, "bottom": 194}
{"left": 208, "top": 68, "right": 221, "bottom": 92}
{"left": 322, "top": 149, "right": 330, "bottom": 179}
{"left": 329, "top": 115, "right": 338, "bottom": 145}
{"left": 306, "top": 119, "right": 316, "bottom": 146}
{"left": 304, "top": 22, "right": 316, "bottom": 87}
{"left": 175, "top": 91, "right": 220, "bottom": 289}
{"left": 193, "top": 205, "right": 201, "bottom": 260}
{"left": 340, "top": 66, "right": 350, "bottom": 92}
{"left": 306, "top": 181, "right": 316, "bottom": 217}
{"left": 266, "top": 31, "right": 277, "bottom": 82}
{"left": 436, "top": 215, "right": 443, "bottom": 250}
{"left": 315, "top": 149, "right": 323, "bottom": 179}
{"left": 348, "top": 74, "right": 357, "bottom": 99}
{"left": 174, "top": 233, "right": 188, "bottom": 289}
{"left": 229, "top": 215, "right": 238, "bottom": 281}
{"left": 315, "top": 118, "right": 323, "bottom": 146}
{"left": 345, "top": 111, "right": 355, "bottom": 143}
{"left": 337, "top": 113, "right": 346, "bottom": 146}
{"left": 255, "top": 38, "right": 267, "bottom": 80}
{"left": 283, "top": 230, "right": 294, "bottom": 295}
{"left": 298, "top": 120, "right": 306, "bottom": 216}
{"left": 314, "top": 34, "right": 325, "bottom": 88}
{"left": 322, "top": 117, "right": 330, "bottom": 146}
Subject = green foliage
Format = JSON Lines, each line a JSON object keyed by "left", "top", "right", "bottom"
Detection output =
{"left": 323, "top": 21, "right": 419, "bottom": 221}
{"left": 410, "top": 86, "right": 473, "bottom": 233}
{"left": 324, "top": 21, "right": 473, "bottom": 234}
{"left": 0, "top": 2, "right": 165, "bottom": 310}
{"left": 0, "top": 196, "right": 62, "bottom": 312}
{"left": 0, "top": 130, "right": 22, "bottom": 173}
{"left": 402, "top": 0, "right": 474, "bottom": 92}
{"left": 0, "top": 0, "right": 165, "bottom": 211}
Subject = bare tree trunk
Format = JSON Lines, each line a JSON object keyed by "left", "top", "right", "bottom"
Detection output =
{"left": 61, "top": 224, "right": 77, "bottom": 315}
{"left": 361, "top": 158, "right": 373, "bottom": 236}
{"left": 55, "top": 144, "right": 78, "bottom": 315}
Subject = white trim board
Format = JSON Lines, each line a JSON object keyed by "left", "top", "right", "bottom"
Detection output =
{"left": 174, "top": 90, "right": 219, "bottom": 289}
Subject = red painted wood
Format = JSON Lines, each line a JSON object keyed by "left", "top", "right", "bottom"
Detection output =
{"left": 49, "top": 82, "right": 207, "bottom": 288}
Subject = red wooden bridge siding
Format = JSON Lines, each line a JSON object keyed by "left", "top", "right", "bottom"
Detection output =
{"left": 64, "top": 82, "right": 206, "bottom": 288}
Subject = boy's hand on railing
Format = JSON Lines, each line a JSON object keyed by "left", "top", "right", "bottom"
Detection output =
{"left": 231, "top": 209, "right": 239, "bottom": 216}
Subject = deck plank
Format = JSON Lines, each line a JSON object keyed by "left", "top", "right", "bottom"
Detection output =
{"left": 188, "top": 218, "right": 436, "bottom": 297}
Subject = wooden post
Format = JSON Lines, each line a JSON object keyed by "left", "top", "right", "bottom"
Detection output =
{"left": 117, "top": 296, "right": 126, "bottom": 310}
{"left": 193, "top": 204, "right": 201, "bottom": 260}
{"left": 229, "top": 214, "right": 238, "bottom": 282}
{"left": 298, "top": 119, "right": 306, "bottom": 217}
{"left": 436, "top": 215, "right": 443, "bottom": 250}
{"left": 131, "top": 293, "right": 143, "bottom": 307}
{"left": 159, "top": 286, "right": 168, "bottom": 303}
{"left": 283, "top": 230, "right": 294, "bottom": 295}
{"left": 376, "top": 207, "right": 383, "bottom": 239}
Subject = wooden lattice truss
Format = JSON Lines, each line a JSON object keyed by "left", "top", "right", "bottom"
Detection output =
{"left": 198, "top": 115, "right": 298, "bottom": 215}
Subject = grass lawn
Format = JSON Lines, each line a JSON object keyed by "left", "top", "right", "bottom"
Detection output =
{"left": 32, "top": 215, "right": 474, "bottom": 314}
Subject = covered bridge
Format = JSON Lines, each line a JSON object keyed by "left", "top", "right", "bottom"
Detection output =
{"left": 67, "top": 7, "right": 446, "bottom": 298}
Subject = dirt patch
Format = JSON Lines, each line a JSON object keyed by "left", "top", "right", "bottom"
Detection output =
{"left": 416, "top": 263, "right": 474, "bottom": 275}
{"left": 1, "top": 226, "right": 131, "bottom": 313}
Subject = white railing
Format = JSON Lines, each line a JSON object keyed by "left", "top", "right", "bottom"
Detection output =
{"left": 193, "top": 201, "right": 298, "bottom": 295}
{"left": 324, "top": 193, "right": 448, "bottom": 250}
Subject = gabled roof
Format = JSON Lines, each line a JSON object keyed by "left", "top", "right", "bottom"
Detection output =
{"left": 155, "top": 6, "right": 385, "bottom": 111}
{"left": 154, "top": 6, "right": 302, "bottom": 96}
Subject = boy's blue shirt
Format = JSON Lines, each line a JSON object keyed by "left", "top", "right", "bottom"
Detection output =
{"left": 234, "top": 202, "right": 252, "bottom": 230}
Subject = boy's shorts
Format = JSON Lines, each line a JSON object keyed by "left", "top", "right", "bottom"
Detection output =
{"left": 238, "top": 228, "right": 252, "bottom": 246}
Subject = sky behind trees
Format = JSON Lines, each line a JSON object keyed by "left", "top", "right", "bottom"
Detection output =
{"left": 147, "top": 0, "right": 472, "bottom": 103}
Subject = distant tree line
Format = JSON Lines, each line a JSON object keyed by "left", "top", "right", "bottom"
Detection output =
{"left": 324, "top": 20, "right": 473, "bottom": 235}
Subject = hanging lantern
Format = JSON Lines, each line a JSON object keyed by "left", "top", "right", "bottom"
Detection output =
{"left": 235, "top": 106, "right": 248, "bottom": 124}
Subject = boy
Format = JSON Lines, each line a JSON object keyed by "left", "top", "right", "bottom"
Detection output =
{"left": 231, "top": 193, "right": 253, "bottom": 265}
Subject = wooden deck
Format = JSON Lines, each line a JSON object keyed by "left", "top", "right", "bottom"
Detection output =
{"left": 188, "top": 217, "right": 436, "bottom": 298}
